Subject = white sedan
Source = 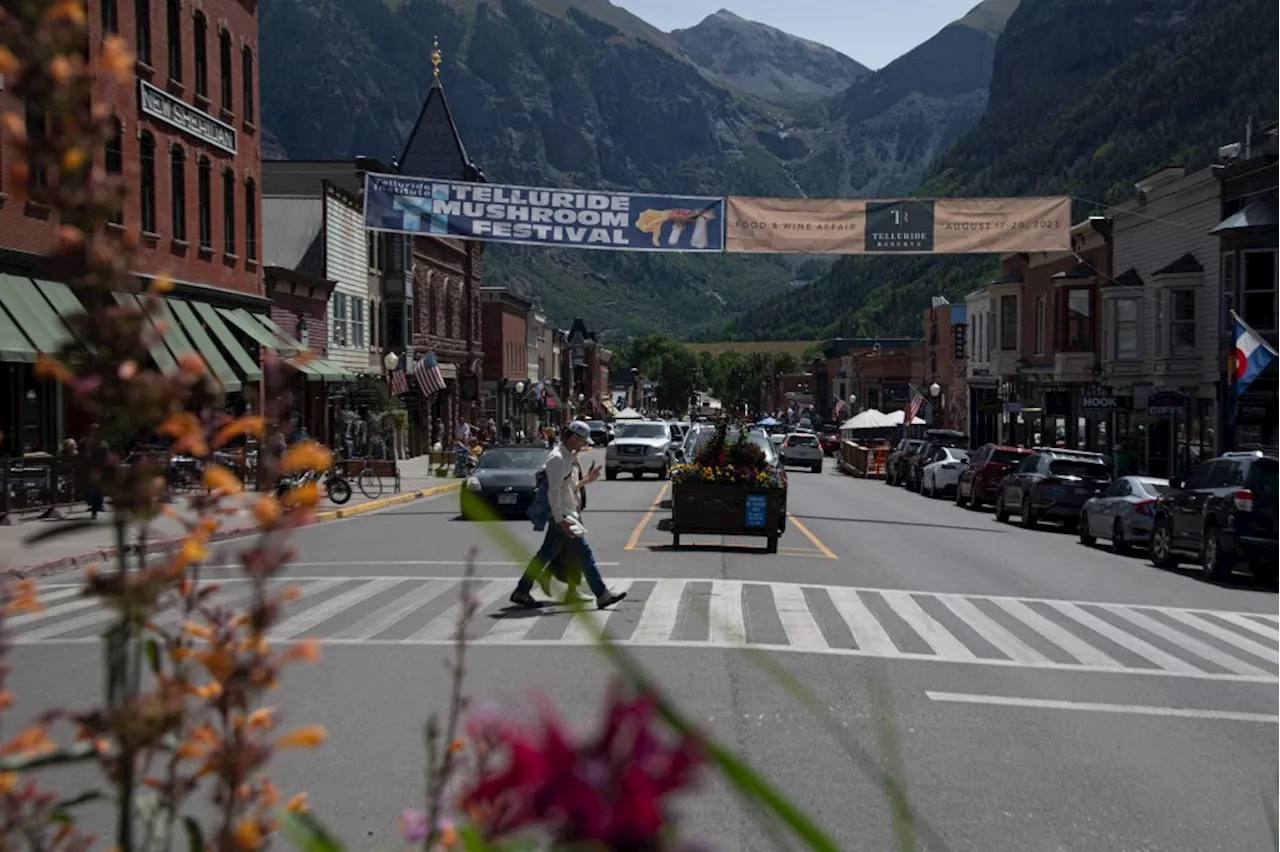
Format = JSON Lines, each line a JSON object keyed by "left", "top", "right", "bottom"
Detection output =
{"left": 1078, "top": 475, "right": 1171, "bottom": 553}
{"left": 779, "top": 433, "right": 824, "bottom": 472}
{"left": 921, "top": 447, "right": 971, "bottom": 498}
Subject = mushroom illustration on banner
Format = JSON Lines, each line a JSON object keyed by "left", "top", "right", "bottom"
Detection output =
{"left": 635, "top": 207, "right": 717, "bottom": 248}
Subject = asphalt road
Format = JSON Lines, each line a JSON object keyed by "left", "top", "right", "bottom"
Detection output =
{"left": 16, "top": 453, "right": 1280, "bottom": 851}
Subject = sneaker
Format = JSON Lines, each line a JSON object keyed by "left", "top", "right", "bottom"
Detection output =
{"left": 596, "top": 589, "right": 627, "bottom": 610}
{"left": 509, "top": 590, "right": 539, "bottom": 609}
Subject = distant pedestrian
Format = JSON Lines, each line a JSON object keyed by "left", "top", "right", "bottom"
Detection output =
{"left": 510, "top": 421, "right": 625, "bottom": 610}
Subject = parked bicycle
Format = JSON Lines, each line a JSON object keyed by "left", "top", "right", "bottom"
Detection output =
{"left": 275, "top": 466, "right": 352, "bottom": 505}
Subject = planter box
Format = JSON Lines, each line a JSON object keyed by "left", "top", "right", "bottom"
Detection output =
{"left": 670, "top": 481, "right": 784, "bottom": 553}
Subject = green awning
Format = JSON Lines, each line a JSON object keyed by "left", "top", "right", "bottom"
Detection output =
{"left": 168, "top": 299, "right": 242, "bottom": 392}
{"left": 0, "top": 293, "right": 35, "bottom": 362}
{"left": 31, "top": 278, "right": 95, "bottom": 354}
{"left": 113, "top": 292, "right": 179, "bottom": 373}
{"left": 252, "top": 313, "right": 308, "bottom": 354}
{"left": 0, "top": 273, "right": 71, "bottom": 358}
{"left": 217, "top": 307, "right": 284, "bottom": 353}
{"left": 193, "top": 302, "right": 262, "bottom": 382}
{"left": 309, "top": 358, "right": 353, "bottom": 382}
{"left": 250, "top": 312, "right": 354, "bottom": 383}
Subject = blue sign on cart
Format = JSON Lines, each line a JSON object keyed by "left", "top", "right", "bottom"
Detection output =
{"left": 744, "top": 493, "right": 768, "bottom": 529}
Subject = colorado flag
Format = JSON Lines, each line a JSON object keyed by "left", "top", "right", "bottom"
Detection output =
{"left": 1232, "top": 311, "right": 1277, "bottom": 398}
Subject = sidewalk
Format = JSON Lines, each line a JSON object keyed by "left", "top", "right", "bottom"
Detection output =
{"left": 1, "top": 456, "right": 458, "bottom": 577}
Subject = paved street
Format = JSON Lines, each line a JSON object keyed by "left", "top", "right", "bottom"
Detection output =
{"left": 14, "top": 455, "right": 1279, "bottom": 851}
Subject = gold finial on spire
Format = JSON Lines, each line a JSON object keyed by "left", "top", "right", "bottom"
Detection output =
{"left": 431, "top": 36, "right": 442, "bottom": 84}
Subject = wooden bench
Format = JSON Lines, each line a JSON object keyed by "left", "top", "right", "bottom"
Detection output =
{"left": 341, "top": 458, "right": 402, "bottom": 492}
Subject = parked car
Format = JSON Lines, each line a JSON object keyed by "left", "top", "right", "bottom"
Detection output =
{"left": 885, "top": 439, "right": 926, "bottom": 486}
{"left": 779, "top": 432, "right": 824, "bottom": 473}
{"left": 605, "top": 421, "right": 672, "bottom": 479}
{"left": 461, "top": 446, "right": 550, "bottom": 518}
{"left": 904, "top": 430, "right": 969, "bottom": 491}
{"left": 1149, "top": 450, "right": 1278, "bottom": 581}
{"left": 921, "top": 448, "right": 971, "bottom": 498}
{"left": 994, "top": 448, "right": 1112, "bottom": 528}
{"left": 1078, "top": 476, "right": 1171, "bottom": 553}
{"left": 584, "top": 420, "right": 611, "bottom": 446}
{"left": 956, "top": 444, "right": 1034, "bottom": 510}
{"left": 819, "top": 429, "right": 841, "bottom": 457}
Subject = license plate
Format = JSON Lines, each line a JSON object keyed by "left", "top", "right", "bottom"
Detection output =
{"left": 621, "top": 461, "right": 641, "bottom": 468}
{"left": 497, "top": 494, "right": 518, "bottom": 505}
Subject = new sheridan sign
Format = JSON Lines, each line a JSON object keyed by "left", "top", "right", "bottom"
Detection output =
{"left": 138, "top": 80, "right": 237, "bottom": 155}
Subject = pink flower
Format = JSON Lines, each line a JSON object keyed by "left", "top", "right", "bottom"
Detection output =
{"left": 399, "top": 809, "right": 428, "bottom": 844}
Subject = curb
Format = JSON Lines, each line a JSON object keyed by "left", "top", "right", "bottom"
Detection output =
{"left": 11, "top": 481, "right": 463, "bottom": 579}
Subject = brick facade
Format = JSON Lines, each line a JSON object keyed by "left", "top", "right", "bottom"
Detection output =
{"left": 0, "top": 0, "right": 261, "bottom": 295}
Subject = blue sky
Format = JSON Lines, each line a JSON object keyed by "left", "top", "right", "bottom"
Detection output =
{"left": 611, "top": 0, "right": 981, "bottom": 69}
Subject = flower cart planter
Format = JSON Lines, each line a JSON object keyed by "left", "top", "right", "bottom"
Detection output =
{"left": 670, "top": 482, "right": 784, "bottom": 553}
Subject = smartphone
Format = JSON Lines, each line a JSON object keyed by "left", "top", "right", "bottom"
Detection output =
{"left": 589, "top": 459, "right": 598, "bottom": 471}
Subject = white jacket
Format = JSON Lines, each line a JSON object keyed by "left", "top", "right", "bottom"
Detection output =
{"left": 545, "top": 444, "right": 580, "bottom": 525}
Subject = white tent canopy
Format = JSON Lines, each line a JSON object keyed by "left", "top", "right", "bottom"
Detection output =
{"left": 613, "top": 407, "right": 644, "bottom": 420}
{"left": 885, "top": 408, "right": 926, "bottom": 426}
{"left": 840, "top": 409, "right": 894, "bottom": 431}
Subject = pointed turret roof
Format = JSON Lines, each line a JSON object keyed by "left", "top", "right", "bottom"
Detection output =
{"left": 397, "top": 37, "right": 485, "bottom": 182}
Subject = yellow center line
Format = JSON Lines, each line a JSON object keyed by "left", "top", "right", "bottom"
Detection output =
{"left": 625, "top": 481, "right": 671, "bottom": 551}
{"left": 787, "top": 513, "right": 838, "bottom": 559}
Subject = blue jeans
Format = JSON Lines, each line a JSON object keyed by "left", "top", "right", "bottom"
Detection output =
{"left": 516, "top": 523, "right": 607, "bottom": 598}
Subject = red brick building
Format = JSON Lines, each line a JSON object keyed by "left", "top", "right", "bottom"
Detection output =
{"left": 921, "top": 300, "right": 968, "bottom": 430}
{"left": 559, "top": 319, "right": 611, "bottom": 418}
{"left": 480, "top": 287, "right": 531, "bottom": 428}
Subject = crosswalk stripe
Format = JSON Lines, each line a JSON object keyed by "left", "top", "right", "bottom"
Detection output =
{"left": 1215, "top": 612, "right": 1279, "bottom": 640}
{"left": 826, "top": 586, "right": 896, "bottom": 654}
{"left": 771, "top": 585, "right": 828, "bottom": 651}
{"left": 9, "top": 594, "right": 98, "bottom": 628}
{"left": 402, "top": 581, "right": 508, "bottom": 643}
{"left": 1098, "top": 605, "right": 1271, "bottom": 677}
{"left": 708, "top": 580, "right": 746, "bottom": 646}
{"left": 1156, "top": 609, "right": 1278, "bottom": 662}
{"left": 561, "top": 583, "right": 634, "bottom": 645}
{"left": 880, "top": 590, "right": 976, "bottom": 660}
{"left": 991, "top": 598, "right": 1121, "bottom": 668}
{"left": 28, "top": 586, "right": 83, "bottom": 606}
{"left": 630, "top": 579, "right": 685, "bottom": 643}
{"left": 330, "top": 579, "right": 456, "bottom": 641}
{"left": 938, "top": 595, "right": 1050, "bottom": 665}
{"left": 1042, "top": 601, "right": 1200, "bottom": 674}
{"left": 269, "top": 578, "right": 402, "bottom": 640}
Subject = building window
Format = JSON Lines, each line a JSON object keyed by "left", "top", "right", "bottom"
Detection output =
{"left": 192, "top": 12, "right": 207, "bottom": 97}
{"left": 352, "top": 297, "right": 365, "bottom": 348}
{"left": 135, "top": 0, "right": 151, "bottom": 66}
{"left": 1062, "top": 287, "right": 1091, "bottom": 351}
{"left": 169, "top": 144, "right": 186, "bottom": 241}
{"left": 244, "top": 177, "right": 256, "bottom": 260}
{"left": 1034, "top": 297, "right": 1045, "bottom": 355}
{"left": 165, "top": 0, "right": 181, "bottom": 82}
{"left": 1242, "top": 249, "right": 1277, "bottom": 332}
{"left": 221, "top": 168, "right": 235, "bottom": 254}
{"left": 139, "top": 131, "right": 156, "bottom": 233}
{"left": 1170, "top": 289, "right": 1195, "bottom": 355}
{"left": 26, "top": 103, "right": 47, "bottom": 193}
{"left": 218, "top": 29, "right": 232, "bottom": 111}
{"left": 101, "top": 0, "right": 117, "bottom": 34}
{"left": 1113, "top": 298, "right": 1138, "bottom": 360}
{"left": 241, "top": 46, "right": 254, "bottom": 124}
{"left": 332, "top": 293, "right": 348, "bottom": 346}
{"left": 105, "top": 118, "right": 123, "bottom": 223}
{"left": 197, "top": 156, "right": 211, "bottom": 248}
{"left": 999, "top": 295, "right": 1017, "bottom": 351}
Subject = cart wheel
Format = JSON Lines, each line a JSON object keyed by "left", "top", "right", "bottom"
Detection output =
{"left": 672, "top": 534, "right": 681, "bottom": 548}
{"left": 766, "top": 535, "right": 778, "bottom": 554}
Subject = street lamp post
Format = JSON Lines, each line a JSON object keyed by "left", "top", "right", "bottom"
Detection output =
{"left": 848, "top": 393, "right": 857, "bottom": 414}
{"left": 515, "top": 380, "right": 526, "bottom": 435}
{"left": 929, "top": 381, "right": 943, "bottom": 428}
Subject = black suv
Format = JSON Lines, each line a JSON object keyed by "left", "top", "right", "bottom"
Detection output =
{"left": 994, "top": 448, "right": 1112, "bottom": 528}
{"left": 1149, "top": 450, "right": 1278, "bottom": 581}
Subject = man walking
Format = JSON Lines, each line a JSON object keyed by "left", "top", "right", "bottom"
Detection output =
{"left": 510, "top": 420, "right": 626, "bottom": 610}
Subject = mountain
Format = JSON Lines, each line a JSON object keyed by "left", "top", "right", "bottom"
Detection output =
{"left": 257, "top": 0, "right": 1017, "bottom": 338}
{"left": 669, "top": 9, "right": 869, "bottom": 106}
{"left": 721, "top": 0, "right": 1279, "bottom": 341}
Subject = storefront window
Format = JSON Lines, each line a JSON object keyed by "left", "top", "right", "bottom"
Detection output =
{"left": 1113, "top": 298, "right": 1138, "bottom": 360}
{"left": 1000, "top": 296, "right": 1017, "bottom": 351}
{"left": 1170, "top": 290, "right": 1195, "bottom": 355}
{"left": 1242, "top": 249, "right": 1277, "bottom": 331}
{"left": 1063, "top": 288, "right": 1092, "bottom": 351}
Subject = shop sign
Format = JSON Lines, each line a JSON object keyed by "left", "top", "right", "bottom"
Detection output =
{"left": 952, "top": 323, "right": 967, "bottom": 360}
{"left": 1146, "top": 391, "right": 1187, "bottom": 417}
{"left": 138, "top": 81, "right": 236, "bottom": 154}
{"left": 1081, "top": 390, "right": 1131, "bottom": 413}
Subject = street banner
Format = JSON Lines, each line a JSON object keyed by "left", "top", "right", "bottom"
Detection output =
{"left": 363, "top": 173, "right": 724, "bottom": 253}
{"left": 724, "top": 195, "right": 1072, "bottom": 254}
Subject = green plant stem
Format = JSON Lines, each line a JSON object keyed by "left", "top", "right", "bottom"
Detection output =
{"left": 113, "top": 515, "right": 135, "bottom": 852}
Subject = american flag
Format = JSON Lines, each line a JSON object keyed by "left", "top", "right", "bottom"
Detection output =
{"left": 832, "top": 398, "right": 846, "bottom": 421}
{"left": 902, "top": 384, "right": 924, "bottom": 427}
{"left": 414, "top": 350, "right": 447, "bottom": 397}
{"left": 388, "top": 361, "right": 408, "bottom": 396}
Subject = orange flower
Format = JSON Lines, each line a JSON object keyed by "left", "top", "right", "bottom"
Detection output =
{"left": 448, "top": 738, "right": 464, "bottom": 754}
{"left": 181, "top": 620, "right": 214, "bottom": 641}
{"left": 98, "top": 35, "right": 133, "bottom": 82}
{"left": 0, "top": 47, "right": 18, "bottom": 77}
{"left": 260, "top": 778, "right": 280, "bottom": 806}
{"left": 285, "top": 792, "right": 309, "bottom": 814}
{"left": 440, "top": 823, "right": 459, "bottom": 847}
{"left": 280, "top": 440, "right": 332, "bottom": 474}
{"left": 48, "top": 55, "right": 73, "bottom": 85}
{"left": 281, "top": 638, "right": 321, "bottom": 664}
{"left": 45, "top": 0, "right": 86, "bottom": 25}
{"left": 203, "top": 463, "right": 243, "bottom": 494}
{"left": 231, "top": 819, "right": 263, "bottom": 851}
{"left": 280, "top": 586, "right": 304, "bottom": 603}
{"left": 60, "top": 148, "right": 85, "bottom": 172}
{"left": 4, "top": 579, "right": 43, "bottom": 616}
{"left": 194, "top": 681, "right": 223, "bottom": 700}
{"left": 175, "top": 739, "right": 209, "bottom": 760}
{"left": 275, "top": 725, "right": 327, "bottom": 750}
{"left": 0, "top": 112, "right": 24, "bottom": 142}
{"left": 251, "top": 494, "right": 280, "bottom": 528}
{"left": 178, "top": 352, "right": 206, "bottom": 376}
{"left": 245, "top": 708, "right": 275, "bottom": 731}
{"left": 33, "top": 353, "right": 74, "bottom": 385}
{"left": 179, "top": 536, "right": 209, "bottom": 566}
{"left": 214, "top": 416, "right": 265, "bottom": 448}
{"left": 0, "top": 772, "right": 17, "bottom": 794}
{"left": 1, "top": 726, "right": 56, "bottom": 759}
{"left": 0, "top": 691, "right": 13, "bottom": 710}
{"left": 281, "top": 481, "right": 320, "bottom": 509}
{"left": 158, "top": 412, "right": 209, "bottom": 456}
{"left": 196, "top": 647, "right": 235, "bottom": 681}
{"left": 149, "top": 276, "right": 175, "bottom": 294}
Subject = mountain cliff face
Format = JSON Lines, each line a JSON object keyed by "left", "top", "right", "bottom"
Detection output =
{"left": 721, "top": 0, "right": 1278, "bottom": 341}
{"left": 670, "top": 9, "right": 869, "bottom": 105}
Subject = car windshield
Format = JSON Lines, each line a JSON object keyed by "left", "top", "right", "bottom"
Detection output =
{"left": 585, "top": 421, "right": 605, "bottom": 430}
{"left": 946, "top": 449, "right": 970, "bottom": 462}
{"left": 476, "top": 449, "right": 546, "bottom": 470}
{"left": 1050, "top": 460, "right": 1110, "bottom": 479}
{"left": 615, "top": 423, "right": 668, "bottom": 439}
{"left": 991, "top": 449, "right": 1028, "bottom": 464}
{"left": 788, "top": 435, "right": 818, "bottom": 447}
{"left": 1137, "top": 479, "right": 1172, "bottom": 496}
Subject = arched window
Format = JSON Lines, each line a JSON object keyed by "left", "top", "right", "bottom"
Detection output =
{"left": 443, "top": 281, "right": 453, "bottom": 338}
{"left": 241, "top": 45, "right": 254, "bottom": 124}
{"left": 100, "top": 0, "right": 117, "bottom": 33}
{"left": 170, "top": 144, "right": 186, "bottom": 241}
{"left": 192, "top": 12, "right": 207, "bottom": 97}
{"left": 221, "top": 167, "right": 235, "bottom": 254}
{"left": 135, "top": 0, "right": 151, "bottom": 66}
{"left": 244, "top": 177, "right": 256, "bottom": 260}
{"left": 139, "top": 131, "right": 156, "bottom": 233}
{"left": 105, "top": 118, "right": 123, "bottom": 223}
{"left": 197, "top": 156, "right": 211, "bottom": 248}
{"left": 165, "top": 0, "right": 181, "bottom": 82}
{"left": 218, "top": 28, "right": 232, "bottom": 110}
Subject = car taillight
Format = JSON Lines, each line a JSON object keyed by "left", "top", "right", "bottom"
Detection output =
{"left": 1234, "top": 489, "right": 1254, "bottom": 512}
{"left": 1134, "top": 499, "right": 1156, "bottom": 517}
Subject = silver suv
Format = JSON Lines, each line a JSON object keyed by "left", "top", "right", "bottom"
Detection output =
{"left": 606, "top": 421, "right": 678, "bottom": 479}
